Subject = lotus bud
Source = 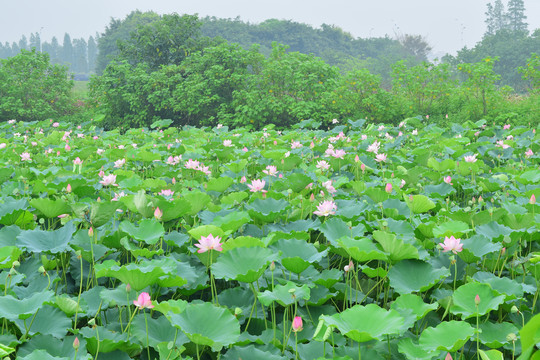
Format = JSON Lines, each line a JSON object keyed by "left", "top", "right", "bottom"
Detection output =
{"left": 270, "top": 261, "right": 275, "bottom": 271}
{"left": 234, "top": 307, "right": 242, "bottom": 317}
{"left": 530, "top": 194, "right": 536, "bottom": 205}
{"left": 12, "top": 261, "right": 20, "bottom": 268}
{"left": 88, "top": 227, "right": 94, "bottom": 237}
{"left": 73, "top": 337, "right": 80, "bottom": 350}
{"left": 506, "top": 333, "right": 517, "bottom": 342}
{"left": 126, "top": 283, "right": 131, "bottom": 293}
{"left": 38, "top": 266, "right": 46, "bottom": 275}
{"left": 474, "top": 294, "right": 481, "bottom": 306}
{"left": 511, "top": 305, "right": 519, "bottom": 314}
{"left": 88, "top": 318, "right": 96, "bottom": 327}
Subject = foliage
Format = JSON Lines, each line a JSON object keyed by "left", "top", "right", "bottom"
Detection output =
{"left": 0, "top": 49, "right": 74, "bottom": 121}
{"left": 519, "top": 52, "right": 540, "bottom": 93}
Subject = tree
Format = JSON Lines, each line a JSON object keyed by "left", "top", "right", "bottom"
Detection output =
{"left": 398, "top": 34, "right": 432, "bottom": 62}
{"left": 62, "top": 33, "right": 73, "bottom": 68}
{"left": 18, "top": 35, "right": 28, "bottom": 51}
{"left": 72, "top": 38, "right": 88, "bottom": 74}
{"left": 485, "top": 0, "right": 506, "bottom": 35}
{"left": 87, "top": 36, "right": 98, "bottom": 73}
{"left": 0, "top": 49, "right": 74, "bottom": 121}
{"left": 49, "top": 36, "right": 61, "bottom": 63}
{"left": 29, "top": 32, "right": 40, "bottom": 50}
{"left": 506, "top": 0, "right": 528, "bottom": 32}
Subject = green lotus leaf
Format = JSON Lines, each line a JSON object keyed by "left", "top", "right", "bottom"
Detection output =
{"left": 0, "top": 246, "right": 22, "bottom": 269}
{"left": 131, "top": 314, "right": 188, "bottom": 348}
{"left": 337, "top": 236, "right": 387, "bottom": 262}
{"left": 520, "top": 313, "right": 540, "bottom": 359}
{"left": 424, "top": 183, "right": 456, "bottom": 197}
{"left": 314, "top": 269, "right": 342, "bottom": 288}
{"left": 272, "top": 238, "right": 327, "bottom": 274}
{"left": 246, "top": 198, "right": 289, "bottom": 222}
{"left": 258, "top": 281, "right": 311, "bottom": 307}
{"left": 221, "top": 236, "right": 264, "bottom": 251}
{"left": 372, "top": 231, "right": 419, "bottom": 263}
{"left": 388, "top": 260, "right": 450, "bottom": 294}
{"left": 119, "top": 218, "right": 164, "bottom": 245}
{"left": 29, "top": 198, "right": 71, "bottom": 218}
{"left": 404, "top": 194, "right": 435, "bottom": 214}
{"left": 220, "top": 191, "right": 249, "bottom": 205}
{"left": 154, "top": 198, "right": 192, "bottom": 222}
{"left": 0, "top": 290, "right": 53, "bottom": 321}
{"left": 99, "top": 284, "right": 138, "bottom": 307}
{"left": 153, "top": 299, "right": 188, "bottom": 315}
{"left": 433, "top": 220, "right": 470, "bottom": 238}
{"left": 184, "top": 191, "right": 212, "bottom": 215}
{"left": 94, "top": 258, "right": 178, "bottom": 291}
{"left": 478, "top": 349, "right": 504, "bottom": 360}
{"left": 16, "top": 222, "right": 76, "bottom": 254}
{"left": 15, "top": 349, "right": 69, "bottom": 360}
{"left": 397, "top": 338, "right": 438, "bottom": 360}
{"left": 318, "top": 217, "right": 365, "bottom": 245}
{"left": 275, "top": 173, "right": 313, "bottom": 193}
{"left": 419, "top": 320, "right": 475, "bottom": 351}
{"left": 472, "top": 271, "right": 523, "bottom": 300}
{"left": 211, "top": 246, "right": 277, "bottom": 283}
{"left": 90, "top": 201, "right": 119, "bottom": 228}
{"left": 168, "top": 302, "right": 240, "bottom": 351}
{"left": 459, "top": 235, "right": 502, "bottom": 263}
{"left": 211, "top": 211, "right": 251, "bottom": 233}
{"left": 14, "top": 305, "right": 71, "bottom": 338}
{"left": 475, "top": 221, "right": 513, "bottom": 240}
{"left": 225, "top": 159, "right": 248, "bottom": 173}
{"left": 80, "top": 325, "right": 140, "bottom": 355}
{"left": 223, "top": 344, "right": 288, "bottom": 360}
{"left": 54, "top": 295, "right": 84, "bottom": 317}
{"left": 450, "top": 282, "right": 506, "bottom": 319}
{"left": 320, "top": 304, "right": 404, "bottom": 342}
{"left": 479, "top": 321, "right": 519, "bottom": 348}
{"left": 0, "top": 198, "right": 28, "bottom": 220}
{"left": 188, "top": 225, "right": 224, "bottom": 240}
{"left": 206, "top": 176, "right": 234, "bottom": 192}
{"left": 390, "top": 294, "right": 438, "bottom": 321}
{"left": 13, "top": 334, "right": 84, "bottom": 359}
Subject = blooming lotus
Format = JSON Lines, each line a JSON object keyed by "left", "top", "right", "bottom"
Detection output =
{"left": 0, "top": 143, "right": 5, "bottom": 149}
{"left": 367, "top": 140, "right": 380, "bottom": 154}
{"left": 248, "top": 179, "right": 266, "bottom": 193}
{"left": 332, "top": 149, "right": 346, "bottom": 159}
{"left": 316, "top": 160, "right": 330, "bottom": 171}
{"left": 73, "top": 157, "right": 83, "bottom": 165}
{"left": 263, "top": 165, "right": 278, "bottom": 177}
{"left": 99, "top": 174, "right": 117, "bottom": 187}
{"left": 375, "top": 153, "right": 387, "bottom": 163}
{"left": 154, "top": 207, "right": 163, "bottom": 220}
{"left": 464, "top": 154, "right": 478, "bottom": 163}
{"left": 443, "top": 176, "right": 453, "bottom": 185}
{"left": 412, "top": 129, "right": 418, "bottom": 135}
{"left": 184, "top": 159, "right": 200, "bottom": 169}
{"left": 495, "top": 140, "right": 509, "bottom": 149}
{"left": 114, "top": 158, "right": 126, "bottom": 168}
{"left": 314, "top": 200, "right": 337, "bottom": 217}
{"left": 291, "top": 141, "right": 302, "bottom": 149}
{"left": 525, "top": 149, "right": 533, "bottom": 158}
{"left": 503, "top": 124, "right": 511, "bottom": 130}
{"left": 20, "top": 152, "right": 31, "bottom": 162}
{"left": 385, "top": 183, "right": 392, "bottom": 193}
{"left": 166, "top": 155, "right": 181, "bottom": 165}
{"left": 133, "top": 292, "right": 154, "bottom": 309}
{"left": 322, "top": 180, "right": 336, "bottom": 195}
{"left": 195, "top": 234, "right": 223, "bottom": 253}
{"left": 439, "top": 236, "right": 463, "bottom": 254}
{"left": 159, "top": 189, "right": 174, "bottom": 197}
{"left": 223, "top": 139, "right": 232, "bottom": 147}
{"left": 197, "top": 164, "right": 211, "bottom": 176}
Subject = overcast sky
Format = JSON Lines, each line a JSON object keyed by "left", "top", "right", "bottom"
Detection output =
{"left": 1, "top": 0, "right": 540, "bottom": 56}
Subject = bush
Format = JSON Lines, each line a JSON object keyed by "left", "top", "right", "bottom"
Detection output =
{"left": 0, "top": 49, "right": 74, "bottom": 121}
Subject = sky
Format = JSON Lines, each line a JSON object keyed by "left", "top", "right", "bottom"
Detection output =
{"left": 1, "top": 0, "right": 540, "bottom": 56}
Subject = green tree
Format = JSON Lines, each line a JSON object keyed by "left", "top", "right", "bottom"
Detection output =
{"left": 18, "top": 35, "right": 28, "bottom": 51}
{"left": 398, "top": 34, "right": 432, "bottom": 62}
{"left": 485, "top": 0, "right": 507, "bottom": 35}
{"left": 518, "top": 53, "right": 540, "bottom": 93}
{"left": 62, "top": 33, "right": 73, "bottom": 68}
{"left": 87, "top": 35, "right": 98, "bottom": 73}
{"left": 506, "top": 0, "right": 528, "bottom": 32}
{"left": 29, "top": 32, "right": 40, "bottom": 50}
{"left": 0, "top": 49, "right": 74, "bottom": 121}
{"left": 72, "top": 38, "right": 88, "bottom": 74}
{"left": 95, "top": 11, "right": 161, "bottom": 74}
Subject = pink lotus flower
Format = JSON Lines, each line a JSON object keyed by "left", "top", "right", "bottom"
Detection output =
{"left": 385, "top": 183, "right": 392, "bottom": 193}
{"left": 223, "top": 140, "right": 232, "bottom": 147}
{"left": 530, "top": 194, "right": 536, "bottom": 205}
{"left": 314, "top": 200, "right": 337, "bottom": 217}
{"left": 197, "top": 164, "right": 211, "bottom": 176}
{"left": 0, "top": 143, "right": 5, "bottom": 149}
{"left": 159, "top": 189, "right": 174, "bottom": 197}
{"left": 322, "top": 180, "right": 336, "bottom": 195}
{"left": 332, "top": 149, "right": 346, "bottom": 159}
{"left": 412, "top": 129, "right": 418, "bottom": 136}
{"left": 240, "top": 176, "right": 247, "bottom": 183}
{"left": 360, "top": 163, "right": 366, "bottom": 172}
{"left": 464, "top": 154, "right": 478, "bottom": 163}
{"left": 65, "top": 143, "right": 71, "bottom": 151}
{"left": 99, "top": 174, "right": 117, "bottom": 187}
{"left": 291, "top": 141, "right": 303, "bottom": 149}
{"left": 133, "top": 292, "right": 154, "bottom": 309}
{"left": 400, "top": 179, "right": 406, "bottom": 188}
{"left": 474, "top": 294, "right": 481, "bottom": 306}
{"left": 66, "top": 184, "right": 72, "bottom": 193}
{"left": 184, "top": 159, "right": 200, "bottom": 169}
{"left": 20, "top": 152, "right": 31, "bottom": 161}
{"left": 242, "top": 147, "right": 248, "bottom": 152}
{"left": 367, "top": 140, "right": 380, "bottom": 154}
{"left": 439, "top": 236, "right": 463, "bottom": 254}
{"left": 73, "top": 157, "right": 83, "bottom": 165}
{"left": 344, "top": 260, "right": 354, "bottom": 272}
{"left": 525, "top": 149, "right": 533, "bottom": 158}
{"left": 354, "top": 155, "right": 359, "bottom": 163}
{"left": 445, "top": 353, "right": 453, "bottom": 360}
{"left": 332, "top": 119, "right": 339, "bottom": 124}
{"left": 316, "top": 160, "right": 330, "bottom": 171}
{"left": 248, "top": 179, "right": 266, "bottom": 193}
{"left": 96, "top": 149, "right": 105, "bottom": 155}
{"left": 58, "top": 214, "right": 69, "bottom": 218}
{"left": 375, "top": 153, "right": 387, "bottom": 163}
{"left": 154, "top": 207, "right": 163, "bottom": 220}
{"left": 443, "top": 176, "right": 453, "bottom": 185}
{"left": 195, "top": 234, "right": 223, "bottom": 253}
{"left": 166, "top": 155, "right": 181, "bottom": 165}
{"left": 292, "top": 316, "right": 303, "bottom": 332}
{"left": 503, "top": 124, "right": 511, "bottom": 130}
{"left": 495, "top": 140, "right": 509, "bottom": 149}
{"left": 114, "top": 158, "right": 126, "bottom": 168}
{"left": 73, "top": 337, "right": 80, "bottom": 350}
{"left": 263, "top": 165, "right": 278, "bottom": 177}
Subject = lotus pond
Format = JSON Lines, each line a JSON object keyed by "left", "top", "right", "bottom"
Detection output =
{"left": 0, "top": 117, "right": 538, "bottom": 360}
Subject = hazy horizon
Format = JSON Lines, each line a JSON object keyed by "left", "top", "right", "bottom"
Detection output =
{"left": 1, "top": 0, "right": 540, "bottom": 57}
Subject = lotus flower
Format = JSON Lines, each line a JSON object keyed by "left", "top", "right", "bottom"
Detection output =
{"left": 439, "top": 236, "right": 463, "bottom": 254}
{"left": 184, "top": 159, "right": 200, "bottom": 169}
{"left": 159, "top": 189, "right": 174, "bottom": 197}
{"left": 464, "top": 154, "right": 478, "bottom": 163}
{"left": 292, "top": 316, "right": 303, "bottom": 332}
{"left": 375, "top": 153, "right": 387, "bottom": 163}
{"left": 99, "top": 174, "right": 117, "bottom": 186}
{"left": 316, "top": 160, "right": 330, "bottom": 171}
{"left": 530, "top": 194, "right": 536, "bottom": 205}
{"left": 332, "top": 149, "right": 346, "bottom": 159}
{"left": 525, "top": 149, "right": 533, "bottom": 158}
{"left": 443, "top": 176, "right": 453, "bottom": 185}
{"left": 475, "top": 294, "right": 481, "bottom": 306}
{"left": 20, "top": 152, "right": 31, "bottom": 161}
{"left": 367, "top": 140, "right": 380, "bottom": 154}
{"left": 322, "top": 180, "right": 336, "bottom": 195}
{"left": 385, "top": 183, "right": 392, "bottom": 193}
{"left": 291, "top": 141, "right": 302, "bottom": 149}
{"left": 223, "top": 139, "right": 232, "bottom": 147}
{"left": 195, "top": 234, "right": 223, "bottom": 253}
{"left": 154, "top": 207, "right": 163, "bottom": 220}
{"left": 314, "top": 200, "right": 337, "bottom": 217}
{"left": 248, "top": 179, "right": 266, "bottom": 193}
{"left": 263, "top": 165, "right": 278, "bottom": 177}
{"left": 133, "top": 292, "right": 154, "bottom": 309}
{"left": 73, "top": 157, "right": 83, "bottom": 165}
{"left": 503, "top": 124, "right": 511, "bottom": 130}
{"left": 114, "top": 158, "right": 126, "bottom": 168}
